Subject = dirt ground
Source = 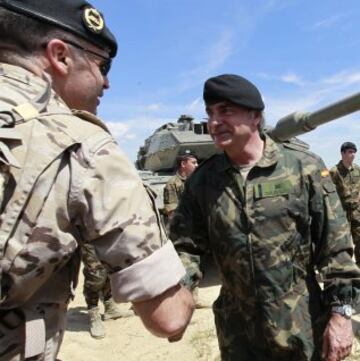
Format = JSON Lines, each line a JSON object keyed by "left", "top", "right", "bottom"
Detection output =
{"left": 59, "top": 260, "right": 221, "bottom": 361}
{"left": 59, "top": 261, "right": 360, "bottom": 361}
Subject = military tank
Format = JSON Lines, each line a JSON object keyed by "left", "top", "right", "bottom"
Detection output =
{"left": 136, "top": 114, "right": 220, "bottom": 172}
{"left": 136, "top": 114, "right": 221, "bottom": 210}
{"left": 136, "top": 92, "right": 360, "bottom": 210}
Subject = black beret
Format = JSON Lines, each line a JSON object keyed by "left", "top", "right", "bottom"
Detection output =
{"left": 341, "top": 142, "right": 357, "bottom": 152}
{"left": 203, "top": 74, "right": 265, "bottom": 111}
{"left": 177, "top": 149, "right": 197, "bottom": 159}
{"left": 0, "top": 0, "right": 117, "bottom": 57}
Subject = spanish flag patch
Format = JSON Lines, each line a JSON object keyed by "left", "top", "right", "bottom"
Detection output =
{"left": 321, "top": 169, "right": 329, "bottom": 177}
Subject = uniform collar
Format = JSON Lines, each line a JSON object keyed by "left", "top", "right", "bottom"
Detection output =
{"left": 337, "top": 160, "right": 353, "bottom": 172}
{"left": 176, "top": 171, "right": 187, "bottom": 181}
{"left": 216, "top": 134, "right": 280, "bottom": 173}
{"left": 0, "top": 62, "right": 70, "bottom": 113}
{"left": 0, "top": 62, "right": 51, "bottom": 90}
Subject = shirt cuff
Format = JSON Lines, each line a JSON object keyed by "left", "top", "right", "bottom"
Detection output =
{"left": 110, "top": 241, "right": 185, "bottom": 302}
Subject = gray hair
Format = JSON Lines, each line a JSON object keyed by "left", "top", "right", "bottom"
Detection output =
{"left": 258, "top": 111, "right": 266, "bottom": 132}
{"left": 248, "top": 110, "right": 265, "bottom": 132}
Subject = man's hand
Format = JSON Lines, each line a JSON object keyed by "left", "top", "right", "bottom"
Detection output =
{"left": 322, "top": 313, "right": 353, "bottom": 361}
{"left": 132, "top": 284, "right": 195, "bottom": 341}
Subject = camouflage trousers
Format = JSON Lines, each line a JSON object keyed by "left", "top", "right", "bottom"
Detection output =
{"left": 0, "top": 303, "right": 67, "bottom": 361}
{"left": 349, "top": 213, "right": 360, "bottom": 264}
{"left": 82, "top": 242, "right": 111, "bottom": 309}
{"left": 213, "top": 288, "right": 325, "bottom": 361}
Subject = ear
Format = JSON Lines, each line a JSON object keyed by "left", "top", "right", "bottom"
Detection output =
{"left": 44, "top": 39, "right": 72, "bottom": 76}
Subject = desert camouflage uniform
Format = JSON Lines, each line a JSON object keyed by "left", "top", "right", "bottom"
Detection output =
{"left": 0, "top": 63, "right": 185, "bottom": 361}
{"left": 330, "top": 161, "right": 360, "bottom": 263}
{"left": 163, "top": 172, "right": 186, "bottom": 214}
{"left": 170, "top": 135, "right": 360, "bottom": 361}
{"left": 81, "top": 242, "right": 111, "bottom": 308}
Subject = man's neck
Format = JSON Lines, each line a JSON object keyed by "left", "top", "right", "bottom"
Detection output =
{"left": 226, "top": 133, "right": 264, "bottom": 166}
{"left": 341, "top": 160, "right": 353, "bottom": 169}
{"left": 178, "top": 170, "right": 187, "bottom": 178}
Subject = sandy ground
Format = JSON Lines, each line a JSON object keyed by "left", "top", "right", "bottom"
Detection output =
{"left": 60, "top": 260, "right": 360, "bottom": 361}
{"left": 59, "top": 259, "right": 221, "bottom": 361}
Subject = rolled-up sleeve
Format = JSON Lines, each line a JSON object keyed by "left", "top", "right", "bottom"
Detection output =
{"left": 110, "top": 241, "right": 185, "bottom": 302}
{"left": 70, "top": 134, "right": 185, "bottom": 301}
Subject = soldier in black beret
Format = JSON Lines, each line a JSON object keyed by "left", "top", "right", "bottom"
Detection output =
{"left": 0, "top": 1, "right": 194, "bottom": 360}
{"left": 170, "top": 73, "right": 359, "bottom": 361}
{"left": 202, "top": 74, "right": 266, "bottom": 155}
{"left": 341, "top": 141, "right": 357, "bottom": 153}
{"left": 0, "top": 0, "right": 118, "bottom": 115}
{"left": 0, "top": 0, "right": 117, "bottom": 57}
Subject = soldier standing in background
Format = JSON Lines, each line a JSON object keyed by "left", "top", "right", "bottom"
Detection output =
{"left": 163, "top": 149, "right": 198, "bottom": 219}
{"left": 0, "top": 1, "right": 194, "bottom": 360}
{"left": 82, "top": 243, "right": 132, "bottom": 339}
{"left": 170, "top": 74, "right": 360, "bottom": 361}
{"left": 330, "top": 142, "right": 360, "bottom": 264}
{"left": 163, "top": 150, "right": 208, "bottom": 308}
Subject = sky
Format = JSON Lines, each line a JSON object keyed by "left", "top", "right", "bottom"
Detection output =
{"left": 90, "top": 0, "right": 360, "bottom": 167}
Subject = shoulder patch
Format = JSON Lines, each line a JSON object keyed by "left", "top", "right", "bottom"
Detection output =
{"left": 321, "top": 168, "right": 330, "bottom": 178}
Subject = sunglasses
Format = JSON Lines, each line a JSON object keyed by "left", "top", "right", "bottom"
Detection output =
{"left": 61, "top": 39, "right": 112, "bottom": 76}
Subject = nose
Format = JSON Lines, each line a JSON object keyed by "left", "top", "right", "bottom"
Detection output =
{"left": 208, "top": 116, "right": 223, "bottom": 133}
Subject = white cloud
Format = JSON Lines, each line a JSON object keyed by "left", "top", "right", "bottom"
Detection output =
{"left": 204, "top": 30, "right": 234, "bottom": 72}
{"left": 186, "top": 97, "right": 203, "bottom": 113}
{"left": 257, "top": 71, "right": 304, "bottom": 87}
{"left": 311, "top": 14, "right": 346, "bottom": 29}
{"left": 280, "top": 72, "right": 304, "bottom": 86}
{"left": 321, "top": 71, "right": 360, "bottom": 86}
{"left": 147, "top": 103, "right": 162, "bottom": 111}
{"left": 176, "top": 30, "right": 234, "bottom": 92}
{"left": 105, "top": 121, "right": 136, "bottom": 141}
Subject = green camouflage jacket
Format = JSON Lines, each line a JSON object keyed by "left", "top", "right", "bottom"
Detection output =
{"left": 330, "top": 161, "right": 360, "bottom": 217}
{"left": 170, "top": 135, "right": 360, "bottom": 356}
{"left": 163, "top": 172, "right": 186, "bottom": 213}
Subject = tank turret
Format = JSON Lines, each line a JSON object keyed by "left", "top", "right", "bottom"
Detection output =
{"left": 136, "top": 114, "right": 220, "bottom": 173}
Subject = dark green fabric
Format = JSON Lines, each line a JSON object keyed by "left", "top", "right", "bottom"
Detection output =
{"left": 170, "top": 135, "right": 360, "bottom": 360}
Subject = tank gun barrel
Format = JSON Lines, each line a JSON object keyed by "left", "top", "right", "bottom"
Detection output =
{"left": 269, "top": 92, "right": 360, "bottom": 142}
